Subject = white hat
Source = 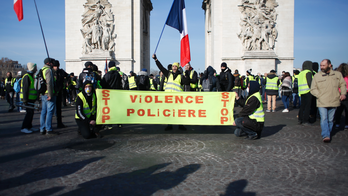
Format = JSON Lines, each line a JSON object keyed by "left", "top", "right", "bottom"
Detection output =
{"left": 27, "top": 62, "right": 37, "bottom": 72}
{"left": 17, "top": 71, "right": 22, "bottom": 76}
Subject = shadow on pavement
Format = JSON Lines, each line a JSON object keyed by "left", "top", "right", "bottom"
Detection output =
{"left": 28, "top": 187, "right": 65, "bottom": 196}
{"left": 60, "top": 163, "right": 201, "bottom": 196}
{"left": 0, "top": 157, "right": 104, "bottom": 191}
{"left": 261, "top": 124, "right": 286, "bottom": 138}
{"left": 220, "top": 179, "right": 256, "bottom": 196}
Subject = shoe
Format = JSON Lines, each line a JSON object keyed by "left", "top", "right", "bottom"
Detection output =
{"left": 40, "top": 130, "right": 46, "bottom": 135}
{"left": 165, "top": 125, "right": 173, "bottom": 131}
{"left": 245, "top": 134, "right": 258, "bottom": 140}
{"left": 266, "top": 110, "right": 271, "bottom": 112}
{"left": 335, "top": 124, "right": 340, "bottom": 128}
{"left": 323, "top": 137, "right": 330, "bottom": 143}
{"left": 272, "top": 110, "right": 275, "bottom": 112}
{"left": 282, "top": 109, "right": 289, "bottom": 113}
{"left": 46, "top": 131, "right": 59, "bottom": 135}
{"left": 20, "top": 110, "right": 26, "bottom": 113}
{"left": 344, "top": 125, "right": 348, "bottom": 129}
{"left": 178, "top": 125, "right": 187, "bottom": 131}
{"left": 118, "top": 124, "right": 122, "bottom": 128}
{"left": 29, "top": 128, "right": 39, "bottom": 132}
{"left": 302, "top": 122, "right": 312, "bottom": 126}
{"left": 21, "top": 128, "right": 33, "bottom": 134}
{"left": 57, "top": 124, "right": 67, "bottom": 129}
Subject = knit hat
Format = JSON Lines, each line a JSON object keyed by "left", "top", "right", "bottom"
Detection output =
{"left": 53, "top": 60, "right": 60, "bottom": 67}
{"left": 27, "top": 62, "right": 37, "bottom": 72}
{"left": 246, "top": 69, "right": 252, "bottom": 74}
{"left": 172, "top": 62, "right": 180, "bottom": 68}
{"left": 270, "top": 70, "right": 276, "bottom": 73}
{"left": 141, "top": 68, "right": 148, "bottom": 72}
{"left": 221, "top": 62, "right": 227, "bottom": 68}
{"left": 17, "top": 71, "right": 22, "bottom": 76}
{"left": 44, "top": 58, "right": 55, "bottom": 65}
{"left": 108, "top": 61, "right": 116, "bottom": 68}
{"left": 85, "top": 61, "right": 93, "bottom": 68}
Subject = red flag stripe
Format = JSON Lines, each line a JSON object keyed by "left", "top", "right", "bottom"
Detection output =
{"left": 14, "top": 0, "right": 23, "bottom": 21}
{"left": 180, "top": 34, "right": 191, "bottom": 67}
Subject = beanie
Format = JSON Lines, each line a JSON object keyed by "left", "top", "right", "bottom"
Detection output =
{"left": 108, "top": 61, "right": 116, "bottom": 68}
{"left": 27, "top": 62, "right": 37, "bottom": 72}
{"left": 53, "top": 60, "right": 60, "bottom": 67}
{"left": 221, "top": 62, "right": 227, "bottom": 68}
{"left": 246, "top": 69, "right": 252, "bottom": 74}
{"left": 85, "top": 61, "right": 93, "bottom": 68}
{"left": 172, "top": 62, "right": 180, "bottom": 68}
{"left": 270, "top": 70, "right": 276, "bottom": 73}
{"left": 141, "top": 68, "right": 148, "bottom": 72}
{"left": 17, "top": 71, "right": 22, "bottom": 76}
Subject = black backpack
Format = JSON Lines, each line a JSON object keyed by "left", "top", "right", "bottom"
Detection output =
{"left": 293, "top": 77, "right": 298, "bottom": 90}
{"left": 121, "top": 74, "right": 129, "bottom": 90}
{"left": 34, "top": 69, "right": 47, "bottom": 95}
{"left": 234, "top": 76, "right": 241, "bottom": 87}
{"left": 138, "top": 75, "right": 146, "bottom": 86}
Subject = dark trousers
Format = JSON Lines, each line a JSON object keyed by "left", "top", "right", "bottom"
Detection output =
{"left": 62, "top": 89, "right": 67, "bottom": 106}
{"left": 56, "top": 92, "right": 63, "bottom": 125}
{"left": 234, "top": 117, "right": 257, "bottom": 136}
{"left": 334, "top": 99, "right": 348, "bottom": 125}
{"left": 76, "top": 119, "right": 101, "bottom": 139}
{"left": 298, "top": 92, "right": 312, "bottom": 123}
{"left": 22, "top": 107, "right": 34, "bottom": 129}
{"left": 6, "top": 91, "right": 15, "bottom": 109}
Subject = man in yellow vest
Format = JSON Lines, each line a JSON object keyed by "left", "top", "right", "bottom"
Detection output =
{"left": 298, "top": 61, "right": 314, "bottom": 125}
{"left": 40, "top": 58, "right": 58, "bottom": 135}
{"left": 4, "top": 72, "right": 16, "bottom": 112}
{"left": 182, "top": 62, "right": 198, "bottom": 91}
{"left": 265, "top": 70, "right": 280, "bottom": 112}
{"left": 75, "top": 81, "right": 102, "bottom": 139}
{"left": 153, "top": 54, "right": 186, "bottom": 131}
{"left": 128, "top": 71, "right": 138, "bottom": 90}
{"left": 20, "top": 63, "right": 39, "bottom": 134}
{"left": 233, "top": 81, "right": 265, "bottom": 140}
{"left": 149, "top": 74, "right": 157, "bottom": 91}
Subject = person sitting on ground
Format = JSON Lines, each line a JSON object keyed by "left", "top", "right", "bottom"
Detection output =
{"left": 75, "top": 80, "right": 102, "bottom": 139}
{"left": 233, "top": 81, "right": 265, "bottom": 140}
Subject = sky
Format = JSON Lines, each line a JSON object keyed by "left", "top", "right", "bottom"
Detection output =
{"left": 0, "top": 0, "right": 347, "bottom": 73}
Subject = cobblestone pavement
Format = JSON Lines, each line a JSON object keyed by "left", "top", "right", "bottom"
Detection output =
{"left": 0, "top": 98, "right": 348, "bottom": 196}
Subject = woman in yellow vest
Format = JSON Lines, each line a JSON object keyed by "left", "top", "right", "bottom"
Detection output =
{"left": 152, "top": 54, "right": 186, "bottom": 131}
{"left": 233, "top": 81, "right": 265, "bottom": 140}
{"left": 75, "top": 81, "right": 102, "bottom": 139}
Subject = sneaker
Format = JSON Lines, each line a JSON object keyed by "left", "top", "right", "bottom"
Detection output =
{"left": 323, "top": 137, "right": 330, "bottom": 143}
{"left": 20, "top": 110, "right": 26, "bottom": 113}
{"left": 29, "top": 128, "right": 39, "bottom": 132}
{"left": 282, "top": 109, "right": 289, "bottom": 113}
{"left": 245, "top": 134, "right": 258, "bottom": 140}
{"left": 266, "top": 110, "right": 271, "bottom": 112}
{"left": 272, "top": 110, "right": 275, "bottom": 112}
{"left": 40, "top": 130, "right": 46, "bottom": 135}
{"left": 46, "top": 131, "right": 59, "bottom": 135}
{"left": 118, "top": 124, "right": 122, "bottom": 128}
{"left": 21, "top": 128, "right": 33, "bottom": 134}
{"left": 345, "top": 125, "right": 348, "bottom": 129}
{"left": 335, "top": 124, "right": 340, "bottom": 128}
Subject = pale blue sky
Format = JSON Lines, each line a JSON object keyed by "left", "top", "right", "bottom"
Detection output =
{"left": 0, "top": 0, "right": 347, "bottom": 73}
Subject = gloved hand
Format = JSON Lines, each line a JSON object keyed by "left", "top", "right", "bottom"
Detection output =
{"left": 152, "top": 54, "right": 157, "bottom": 60}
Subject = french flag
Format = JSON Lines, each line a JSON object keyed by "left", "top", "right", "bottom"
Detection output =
{"left": 165, "top": 0, "right": 191, "bottom": 67}
{"left": 14, "top": 0, "right": 23, "bottom": 21}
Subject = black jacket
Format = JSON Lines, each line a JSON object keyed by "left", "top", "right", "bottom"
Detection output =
{"left": 182, "top": 69, "right": 198, "bottom": 91}
{"left": 102, "top": 69, "right": 122, "bottom": 89}
{"left": 136, "top": 71, "right": 150, "bottom": 90}
{"left": 54, "top": 69, "right": 68, "bottom": 94}
{"left": 201, "top": 66, "right": 217, "bottom": 91}
{"left": 219, "top": 67, "right": 234, "bottom": 91}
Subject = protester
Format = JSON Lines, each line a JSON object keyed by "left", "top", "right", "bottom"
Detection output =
{"left": 53, "top": 60, "right": 68, "bottom": 128}
{"left": 232, "top": 70, "right": 242, "bottom": 99}
{"left": 334, "top": 63, "right": 348, "bottom": 129}
{"left": 310, "top": 59, "right": 346, "bottom": 142}
{"left": 155, "top": 71, "right": 164, "bottom": 91}
{"left": 40, "top": 57, "right": 58, "bottom": 135}
{"left": 309, "top": 62, "right": 319, "bottom": 123}
{"left": 128, "top": 71, "right": 138, "bottom": 90}
{"left": 201, "top": 66, "right": 217, "bottom": 92}
{"left": 265, "top": 70, "right": 279, "bottom": 112}
{"left": 292, "top": 70, "right": 300, "bottom": 108}
{"left": 68, "top": 73, "right": 78, "bottom": 105}
{"left": 245, "top": 69, "right": 255, "bottom": 88}
{"left": 137, "top": 68, "right": 150, "bottom": 90}
{"left": 234, "top": 81, "right": 264, "bottom": 140}
{"left": 5, "top": 72, "right": 16, "bottom": 112}
{"left": 280, "top": 72, "right": 292, "bottom": 112}
{"left": 298, "top": 61, "right": 313, "bottom": 125}
{"left": 0, "top": 78, "right": 5, "bottom": 100}
{"left": 15, "top": 71, "right": 25, "bottom": 112}
{"left": 152, "top": 54, "right": 186, "bottom": 131}
{"left": 218, "top": 62, "right": 234, "bottom": 92}
{"left": 75, "top": 81, "right": 102, "bottom": 139}
{"left": 20, "top": 63, "right": 39, "bottom": 134}
{"left": 101, "top": 61, "right": 122, "bottom": 89}
{"left": 182, "top": 62, "right": 198, "bottom": 91}
{"left": 261, "top": 73, "right": 267, "bottom": 103}
{"left": 149, "top": 74, "right": 157, "bottom": 91}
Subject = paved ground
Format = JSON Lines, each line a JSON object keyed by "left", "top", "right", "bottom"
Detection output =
{"left": 0, "top": 98, "right": 348, "bottom": 196}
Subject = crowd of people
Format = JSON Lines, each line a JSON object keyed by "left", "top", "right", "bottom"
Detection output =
{"left": 3, "top": 56, "right": 347, "bottom": 142}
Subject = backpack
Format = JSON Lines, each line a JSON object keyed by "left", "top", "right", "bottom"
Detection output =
{"left": 34, "top": 69, "right": 47, "bottom": 95}
{"left": 14, "top": 78, "right": 22, "bottom": 93}
{"left": 138, "top": 75, "right": 146, "bottom": 86}
{"left": 293, "top": 77, "right": 298, "bottom": 90}
{"left": 202, "top": 76, "right": 216, "bottom": 92}
{"left": 234, "top": 76, "right": 241, "bottom": 87}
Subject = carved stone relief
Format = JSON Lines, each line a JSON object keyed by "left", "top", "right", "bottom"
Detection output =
{"left": 238, "top": 0, "right": 278, "bottom": 51}
{"left": 80, "top": 0, "right": 116, "bottom": 54}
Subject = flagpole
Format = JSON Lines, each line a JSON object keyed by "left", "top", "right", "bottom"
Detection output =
{"left": 33, "top": 0, "right": 50, "bottom": 58}
{"left": 153, "top": 23, "right": 166, "bottom": 54}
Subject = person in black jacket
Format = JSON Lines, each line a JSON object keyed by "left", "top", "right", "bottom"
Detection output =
{"left": 233, "top": 81, "right": 264, "bottom": 140}
{"left": 182, "top": 62, "right": 198, "bottom": 91}
{"left": 201, "top": 66, "right": 217, "bottom": 92}
{"left": 53, "top": 60, "right": 68, "bottom": 128}
{"left": 136, "top": 68, "right": 150, "bottom": 90}
{"left": 101, "top": 61, "right": 122, "bottom": 89}
{"left": 219, "top": 62, "right": 234, "bottom": 92}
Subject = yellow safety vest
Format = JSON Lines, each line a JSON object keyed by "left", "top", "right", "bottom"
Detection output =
{"left": 197, "top": 78, "right": 202, "bottom": 91}
{"left": 265, "top": 77, "right": 278, "bottom": 90}
{"left": 149, "top": 78, "right": 156, "bottom": 91}
{"left": 128, "top": 76, "right": 137, "bottom": 90}
{"left": 189, "top": 70, "right": 198, "bottom": 89}
{"left": 4, "top": 78, "right": 16, "bottom": 91}
{"left": 75, "top": 92, "right": 96, "bottom": 119}
{"left": 246, "top": 92, "right": 265, "bottom": 122}
{"left": 20, "top": 74, "right": 37, "bottom": 101}
{"left": 298, "top": 70, "right": 312, "bottom": 96}
{"left": 42, "top": 67, "right": 55, "bottom": 94}
{"left": 165, "top": 73, "right": 183, "bottom": 92}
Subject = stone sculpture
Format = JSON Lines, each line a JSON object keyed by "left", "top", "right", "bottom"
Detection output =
{"left": 238, "top": 0, "right": 278, "bottom": 51}
{"left": 80, "top": 0, "right": 116, "bottom": 54}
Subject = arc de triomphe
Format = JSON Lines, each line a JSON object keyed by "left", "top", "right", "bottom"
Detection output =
{"left": 65, "top": 0, "right": 294, "bottom": 75}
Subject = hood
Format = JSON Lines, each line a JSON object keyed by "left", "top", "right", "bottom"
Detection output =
{"left": 249, "top": 81, "right": 260, "bottom": 96}
{"left": 233, "top": 73, "right": 240, "bottom": 77}
{"left": 267, "top": 73, "right": 277, "bottom": 79}
{"left": 302, "top": 61, "right": 313, "bottom": 71}
{"left": 207, "top": 66, "right": 216, "bottom": 76}
{"left": 137, "top": 71, "right": 148, "bottom": 76}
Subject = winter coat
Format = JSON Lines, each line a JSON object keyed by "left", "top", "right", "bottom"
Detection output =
{"left": 102, "top": 68, "right": 122, "bottom": 89}
{"left": 219, "top": 67, "right": 234, "bottom": 91}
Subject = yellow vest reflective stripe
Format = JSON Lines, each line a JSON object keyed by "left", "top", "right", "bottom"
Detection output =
{"left": 75, "top": 92, "right": 96, "bottom": 119}
{"left": 189, "top": 70, "right": 198, "bottom": 89}
{"left": 5, "top": 78, "right": 16, "bottom": 86}
{"left": 233, "top": 76, "right": 241, "bottom": 89}
{"left": 163, "top": 77, "right": 168, "bottom": 90}
{"left": 42, "top": 67, "right": 55, "bottom": 94}
{"left": 20, "top": 74, "right": 37, "bottom": 100}
{"left": 298, "top": 70, "right": 312, "bottom": 96}
{"left": 248, "top": 75, "right": 255, "bottom": 82}
{"left": 265, "top": 77, "right": 278, "bottom": 90}
{"left": 197, "top": 78, "right": 202, "bottom": 91}
{"left": 128, "top": 76, "right": 137, "bottom": 89}
{"left": 149, "top": 78, "right": 156, "bottom": 90}
{"left": 165, "top": 73, "right": 183, "bottom": 92}
{"left": 246, "top": 92, "right": 265, "bottom": 122}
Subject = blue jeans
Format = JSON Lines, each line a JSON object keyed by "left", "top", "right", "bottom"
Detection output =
{"left": 234, "top": 117, "right": 256, "bottom": 136}
{"left": 318, "top": 107, "right": 336, "bottom": 139}
{"left": 40, "top": 95, "right": 56, "bottom": 132}
{"left": 282, "top": 95, "right": 290, "bottom": 109}
{"left": 292, "top": 93, "right": 301, "bottom": 108}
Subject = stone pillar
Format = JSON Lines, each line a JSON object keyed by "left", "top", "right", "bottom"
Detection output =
{"left": 202, "top": 0, "right": 294, "bottom": 76}
{"left": 65, "top": 0, "right": 152, "bottom": 76}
